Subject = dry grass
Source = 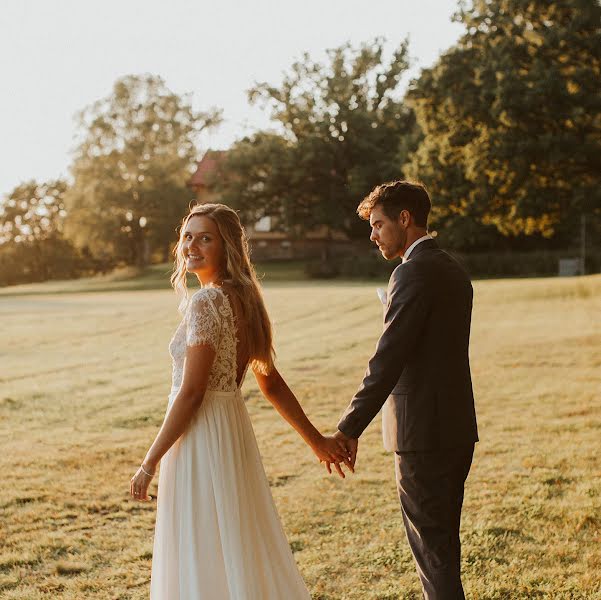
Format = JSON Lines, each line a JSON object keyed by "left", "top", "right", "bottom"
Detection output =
{"left": 1, "top": 275, "right": 600, "bottom": 599}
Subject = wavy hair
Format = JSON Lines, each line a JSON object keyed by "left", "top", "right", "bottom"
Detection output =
{"left": 171, "top": 203, "right": 274, "bottom": 374}
{"left": 357, "top": 180, "right": 431, "bottom": 227}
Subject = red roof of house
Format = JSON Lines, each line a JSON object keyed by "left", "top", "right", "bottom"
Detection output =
{"left": 188, "top": 150, "right": 226, "bottom": 187}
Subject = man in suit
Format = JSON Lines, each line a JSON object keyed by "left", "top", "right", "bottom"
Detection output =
{"left": 333, "top": 180, "right": 479, "bottom": 599}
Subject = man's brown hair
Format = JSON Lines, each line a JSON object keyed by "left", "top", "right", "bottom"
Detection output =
{"left": 357, "top": 180, "right": 431, "bottom": 227}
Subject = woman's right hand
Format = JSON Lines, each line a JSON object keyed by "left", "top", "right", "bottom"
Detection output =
{"left": 130, "top": 462, "right": 156, "bottom": 502}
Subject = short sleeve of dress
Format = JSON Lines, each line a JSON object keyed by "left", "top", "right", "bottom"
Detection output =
{"left": 185, "top": 289, "right": 221, "bottom": 349}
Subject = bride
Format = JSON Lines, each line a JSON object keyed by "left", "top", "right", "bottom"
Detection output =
{"left": 129, "top": 203, "right": 351, "bottom": 599}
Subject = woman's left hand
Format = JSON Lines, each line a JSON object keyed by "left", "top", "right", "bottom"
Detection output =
{"left": 130, "top": 463, "right": 156, "bottom": 501}
{"left": 311, "top": 435, "right": 353, "bottom": 472}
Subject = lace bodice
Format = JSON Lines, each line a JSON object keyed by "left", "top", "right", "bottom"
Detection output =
{"left": 168, "top": 287, "right": 238, "bottom": 395}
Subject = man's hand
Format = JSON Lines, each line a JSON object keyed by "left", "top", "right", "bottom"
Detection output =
{"left": 310, "top": 434, "right": 352, "bottom": 467}
{"left": 334, "top": 430, "right": 358, "bottom": 469}
{"left": 323, "top": 430, "right": 359, "bottom": 478}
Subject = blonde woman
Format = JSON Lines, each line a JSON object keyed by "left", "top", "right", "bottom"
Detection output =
{"left": 130, "top": 203, "right": 350, "bottom": 599}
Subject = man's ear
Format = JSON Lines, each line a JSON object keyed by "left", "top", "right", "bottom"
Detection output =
{"left": 398, "top": 209, "right": 411, "bottom": 227}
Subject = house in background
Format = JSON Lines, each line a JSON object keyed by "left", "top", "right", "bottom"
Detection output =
{"left": 187, "top": 150, "right": 351, "bottom": 261}
{"left": 187, "top": 150, "right": 226, "bottom": 206}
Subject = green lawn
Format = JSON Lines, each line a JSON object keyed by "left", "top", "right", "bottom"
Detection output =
{"left": 1, "top": 275, "right": 600, "bottom": 599}
{"left": 0, "top": 261, "right": 311, "bottom": 297}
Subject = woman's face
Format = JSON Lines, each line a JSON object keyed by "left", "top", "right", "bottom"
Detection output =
{"left": 181, "top": 215, "right": 225, "bottom": 282}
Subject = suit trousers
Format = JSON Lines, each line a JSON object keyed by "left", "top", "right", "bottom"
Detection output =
{"left": 395, "top": 444, "right": 474, "bottom": 600}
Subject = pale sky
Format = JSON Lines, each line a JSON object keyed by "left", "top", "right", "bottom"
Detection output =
{"left": 0, "top": 0, "right": 464, "bottom": 197}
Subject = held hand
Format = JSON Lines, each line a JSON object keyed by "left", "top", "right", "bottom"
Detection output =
{"left": 310, "top": 434, "right": 353, "bottom": 473}
{"left": 334, "top": 430, "right": 358, "bottom": 470}
{"left": 130, "top": 463, "right": 156, "bottom": 502}
{"left": 323, "top": 431, "right": 359, "bottom": 479}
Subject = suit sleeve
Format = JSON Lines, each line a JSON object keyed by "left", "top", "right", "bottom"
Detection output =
{"left": 337, "top": 264, "right": 430, "bottom": 439}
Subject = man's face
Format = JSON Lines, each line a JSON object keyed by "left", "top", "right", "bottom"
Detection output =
{"left": 369, "top": 205, "right": 408, "bottom": 260}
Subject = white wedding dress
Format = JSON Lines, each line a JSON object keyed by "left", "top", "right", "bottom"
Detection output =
{"left": 150, "top": 287, "right": 311, "bottom": 600}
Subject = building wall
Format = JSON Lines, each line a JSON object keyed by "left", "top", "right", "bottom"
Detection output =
{"left": 191, "top": 185, "right": 221, "bottom": 206}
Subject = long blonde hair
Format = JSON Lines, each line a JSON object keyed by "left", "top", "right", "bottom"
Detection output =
{"left": 171, "top": 203, "right": 275, "bottom": 374}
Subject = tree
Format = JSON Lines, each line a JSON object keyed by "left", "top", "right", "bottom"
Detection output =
{"left": 405, "top": 0, "right": 601, "bottom": 244}
{"left": 0, "top": 179, "right": 84, "bottom": 285}
{"left": 0, "top": 179, "right": 67, "bottom": 244}
{"left": 215, "top": 39, "right": 417, "bottom": 240}
{"left": 65, "top": 74, "right": 221, "bottom": 266}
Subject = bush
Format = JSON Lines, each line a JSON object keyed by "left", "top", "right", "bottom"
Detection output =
{"left": 304, "top": 248, "right": 601, "bottom": 280}
{"left": 452, "top": 250, "right": 601, "bottom": 279}
{"left": 304, "top": 260, "right": 340, "bottom": 279}
{"left": 0, "top": 237, "right": 86, "bottom": 287}
{"left": 338, "top": 254, "right": 397, "bottom": 279}
{"left": 305, "top": 252, "right": 395, "bottom": 280}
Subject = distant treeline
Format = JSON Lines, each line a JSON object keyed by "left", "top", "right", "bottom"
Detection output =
{"left": 1, "top": 0, "right": 599, "bottom": 286}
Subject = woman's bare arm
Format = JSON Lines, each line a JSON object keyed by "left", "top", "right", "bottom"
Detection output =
{"left": 144, "top": 344, "right": 215, "bottom": 469}
{"left": 130, "top": 344, "right": 215, "bottom": 500}
{"left": 253, "top": 366, "right": 351, "bottom": 470}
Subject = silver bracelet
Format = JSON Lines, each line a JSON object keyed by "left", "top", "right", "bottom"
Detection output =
{"left": 140, "top": 464, "right": 155, "bottom": 477}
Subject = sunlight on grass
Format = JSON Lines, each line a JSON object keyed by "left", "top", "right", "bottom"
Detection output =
{"left": 1, "top": 275, "right": 600, "bottom": 598}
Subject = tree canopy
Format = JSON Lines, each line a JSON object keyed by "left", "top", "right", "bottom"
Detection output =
{"left": 215, "top": 39, "right": 417, "bottom": 239}
{"left": 65, "top": 74, "right": 221, "bottom": 265}
{"left": 0, "top": 179, "right": 84, "bottom": 285}
{"left": 0, "top": 179, "right": 67, "bottom": 244}
{"left": 405, "top": 0, "right": 601, "bottom": 243}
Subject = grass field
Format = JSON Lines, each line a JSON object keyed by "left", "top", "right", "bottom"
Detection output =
{"left": 0, "top": 261, "right": 309, "bottom": 297}
{"left": 1, "top": 274, "right": 600, "bottom": 599}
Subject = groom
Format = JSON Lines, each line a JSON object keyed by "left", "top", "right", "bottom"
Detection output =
{"left": 333, "top": 180, "right": 478, "bottom": 599}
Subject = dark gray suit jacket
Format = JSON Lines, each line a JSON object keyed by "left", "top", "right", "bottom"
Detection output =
{"left": 338, "top": 239, "right": 478, "bottom": 452}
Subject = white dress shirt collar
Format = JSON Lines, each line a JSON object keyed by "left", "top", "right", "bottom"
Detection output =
{"left": 402, "top": 234, "right": 433, "bottom": 263}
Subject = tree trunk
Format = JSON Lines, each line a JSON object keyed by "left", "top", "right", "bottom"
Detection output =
{"left": 136, "top": 237, "right": 150, "bottom": 268}
{"left": 321, "top": 226, "right": 332, "bottom": 261}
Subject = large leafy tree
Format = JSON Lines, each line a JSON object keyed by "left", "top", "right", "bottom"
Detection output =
{"left": 65, "top": 74, "right": 221, "bottom": 266}
{"left": 406, "top": 0, "right": 601, "bottom": 244}
{"left": 215, "top": 39, "right": 417, "bottom": 239}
